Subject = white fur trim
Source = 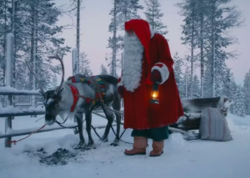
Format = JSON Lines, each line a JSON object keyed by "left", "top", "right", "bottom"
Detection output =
{"left": 151, "top": 62, "right": 169, "bottom": 84}
{"left": 149, "top": 25, "right": 155, "bottom": 38}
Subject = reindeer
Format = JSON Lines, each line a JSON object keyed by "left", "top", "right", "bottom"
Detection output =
{"left": 29, "top": 55, "right": 122, "bottom": 150}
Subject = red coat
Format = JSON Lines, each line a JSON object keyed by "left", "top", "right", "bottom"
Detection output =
{"left": 122, "top": 33, "right": 184, "bottom": 130}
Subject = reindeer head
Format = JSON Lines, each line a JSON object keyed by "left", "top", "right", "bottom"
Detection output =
{"left": 27, "top": 54, "right": 65, "bottom": 125}
{"left": 44, "top": 55, "right": 65, "bottom": 125}
{"left": 43, "top": 88, "right": 64, "bottom": 125}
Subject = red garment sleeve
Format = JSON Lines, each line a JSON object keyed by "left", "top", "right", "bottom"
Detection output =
{"left": 151, "top": 35, "right": 174, "bottom": 84}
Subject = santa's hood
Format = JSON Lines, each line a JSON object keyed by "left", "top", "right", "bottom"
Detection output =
{"left": 125, "top": 19, "right": 154, "bottom": 64}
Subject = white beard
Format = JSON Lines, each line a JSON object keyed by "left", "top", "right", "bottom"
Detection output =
{"left": 121, "top": 32, "right": 144, "bottom": 92}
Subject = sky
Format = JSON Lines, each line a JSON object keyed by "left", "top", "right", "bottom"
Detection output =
{"left": 54, "top": 0, "right": 250, "bottom": 85}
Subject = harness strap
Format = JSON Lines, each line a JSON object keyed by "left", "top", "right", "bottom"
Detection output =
{"left": 88, "top": 77, "right": 104, "bottom": 103}
{"left": 68, "top": 84, "right": 79, "bottom": 112}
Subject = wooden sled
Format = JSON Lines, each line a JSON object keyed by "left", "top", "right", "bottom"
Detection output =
{"left": 169, "top": 96, "right": 233, "bottom": 131}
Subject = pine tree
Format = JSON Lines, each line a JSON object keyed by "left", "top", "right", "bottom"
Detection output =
{"left": 203, "top": 64, "right": 212, "bottom": 97}
{"left": 173, "top": 52, "right": 185, "bottom": 98}
{"left": 205, "top": 0, "right": 242, "bottom": 96}
{"left": 13, "top": 0, "right": 70, "bottom": 91}
{"left": 229, "top": 75, "right": 237, "bottom": 114}
{"left": 117, "top": 0, "right": 143, "bottom": 29}
{"left": 100, "top": 64, "right": 108, "bottom": 75}
{"left": 222, "top": 68, "right": 235, "bottom": 99}
{"left": 192, "top": 74, "right": 200, "bottom": 98}
{"left": 0, "top": 0, "right": 71, "bottom": 106}
{"left": 79, "top": 52, "right": 92, "bottom": 77}
{"left": 107, "top": 0, "right": 143, "bottom": 77}
{"left": 177, "top": 0, "right": 242, "bottom": 98}
{"left": 243, "top": 70, "right": 250, "bottom": 115}
{"left": 144, "top": 0, "right": 168, "bottom": 36}
{"left": 233, "top": 85, "right": 246, "bottom": 117}
{"left": 177, "top": 0, "right": 199, "bottom": 97}
{"left": 177, "top": 0, "right": 208, "bottom": 97}
{"left": 107, "top": 0, "right": 119, "bottom": 77}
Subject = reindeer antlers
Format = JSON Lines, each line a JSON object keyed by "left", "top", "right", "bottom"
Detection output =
{"left": 25, "top": 62, "right": 45, "bottom": 96}
{"left": 25, "top": 54, "right": 65, "bottom": 96}
{"left": 48, "top": 54, "right": 65, "bottom": 93}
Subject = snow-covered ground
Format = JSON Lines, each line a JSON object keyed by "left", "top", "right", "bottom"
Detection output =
{"left": 0, "top": 113, "right": 250, "bottom": 178}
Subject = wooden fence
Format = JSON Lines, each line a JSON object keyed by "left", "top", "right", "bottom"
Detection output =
{"left": 0, "top": 87, "right": 120, "bottom": 148}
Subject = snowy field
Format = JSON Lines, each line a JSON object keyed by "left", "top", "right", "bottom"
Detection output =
{"left": 0, "top": 113, "right": 250, "bottom": 178}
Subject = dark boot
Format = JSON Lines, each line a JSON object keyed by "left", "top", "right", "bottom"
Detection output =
{"left": 124, "top": 137, "right": 147, "bottom": 156}
{"left": 149, "top": 140, "right": 164, "bottom": 157}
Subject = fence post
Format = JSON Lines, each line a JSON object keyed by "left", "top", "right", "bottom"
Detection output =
{"left": 5, "top": 33, "right": 14, "bottom": 148}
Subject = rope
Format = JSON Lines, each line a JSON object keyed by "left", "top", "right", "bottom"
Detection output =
{"left": 6, "top": 124, "right": 46, "bottom": 145}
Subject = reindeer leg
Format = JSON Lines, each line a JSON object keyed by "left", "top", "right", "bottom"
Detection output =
{"left": 110, "top": 96, "right": 122, "bottom": 146}
{"left": 74, "top": 112, "right": 87, "bottom": 150}
{"left": 100, "top": 107, "right": 114, "bottom": 143}
{"left": 73, "top": 117, "right": 79, "bottom": 134}
{"left": 110, "top": 112, "right": 121, "bottom": 146}
{"left": 85, "top": 111, "right": 96, "bottom": 150}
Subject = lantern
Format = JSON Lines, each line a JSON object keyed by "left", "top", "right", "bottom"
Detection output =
{"left": 150, "top": 83, "right": 159, "bottom": 104}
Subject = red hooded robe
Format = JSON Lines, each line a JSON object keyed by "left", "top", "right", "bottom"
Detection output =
{"left": 119, "top": 19, "right": 184, "bottom": 130}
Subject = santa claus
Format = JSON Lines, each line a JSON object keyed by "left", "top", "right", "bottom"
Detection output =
{"left": 118, "top": 19, "right": 184, "bottom": 157}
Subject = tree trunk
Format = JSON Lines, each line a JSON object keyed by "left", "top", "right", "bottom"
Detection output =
{"left": 30, "top": 0, "right": 38, "bottom": 107}
{"left": 2, "top": 0, "right": 7, "bottom": 87}
{"left": 185, "top": 67, "right": 188, "bottom": 98}
{"left": 76, "top": 0, "right": 80, "bottom": 74}
{"left": 190, "top": 3, "right": 195, "bottom": 98}
{"left": 211, "top": 2, "right": 216, "bottom": 97}
{"left": 111, "top": 0, "right": 117, "bottom": 77}
{"left": 200, "top": 1, "right": 204, "bottom": 98}
{"left": 11, "top": 0, "right": 16, "bottom": 90}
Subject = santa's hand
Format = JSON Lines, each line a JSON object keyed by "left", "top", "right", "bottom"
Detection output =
{"left": 118, "top": 86, "right": 124, "bottom": 98}
{"left": 150, "top": 70, "right": 162, "bottom": 83}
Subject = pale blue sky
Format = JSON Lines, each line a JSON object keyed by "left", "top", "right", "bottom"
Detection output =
{"left": 55, "top": 0, "right": 250, "bottom": 85}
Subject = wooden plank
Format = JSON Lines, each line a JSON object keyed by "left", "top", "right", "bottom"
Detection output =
{"left": 0, "top": 123, "right": 117, "bottom": 139}
{"left": 0, "top": 87, "right": 41, "bottom": 95}
{"left": 0, "top": 111, "right": 45, "bottom": 117}
{"left": 0, "top": 91, "right": 41, "bottom": 95}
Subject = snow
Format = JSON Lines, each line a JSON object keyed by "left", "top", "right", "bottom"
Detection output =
{"left": 0, "top": 113, "right": 250, "bottom": 178}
